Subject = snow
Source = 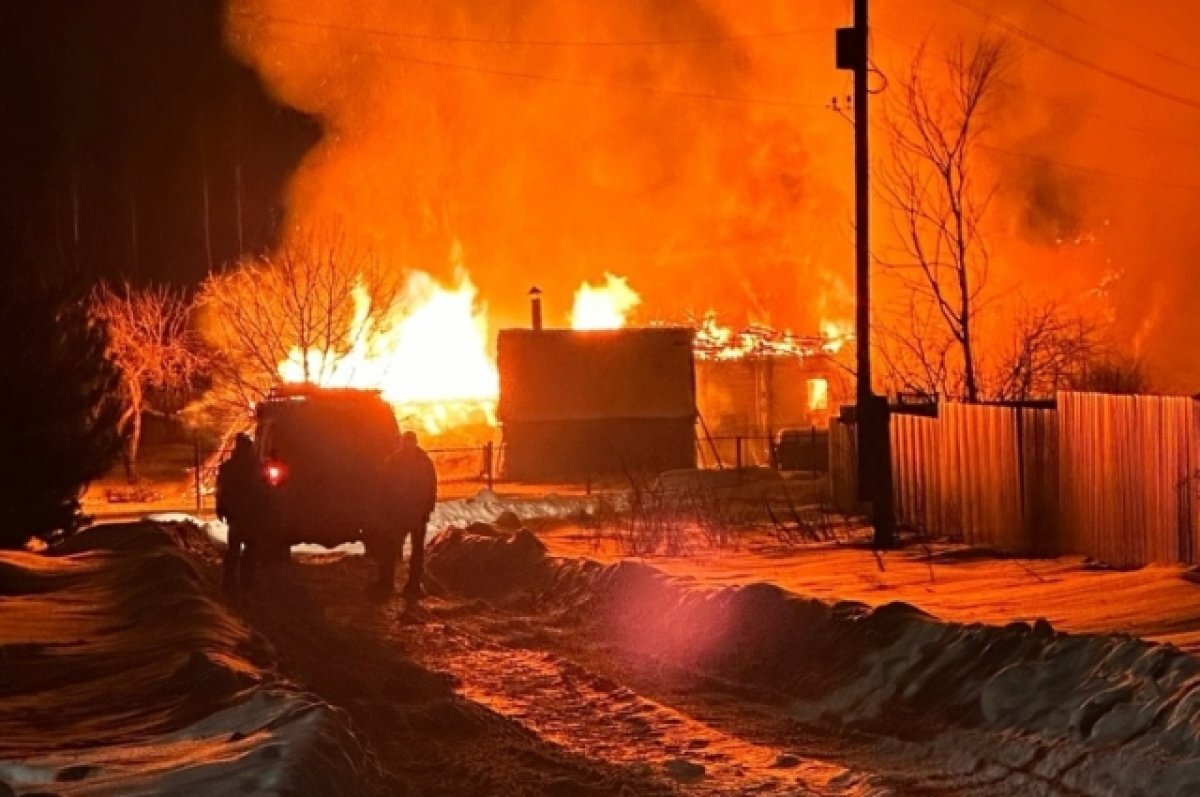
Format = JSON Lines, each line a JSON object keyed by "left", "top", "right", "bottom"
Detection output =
{"left": 94, "top": 494, "right": 1200, "bottom": 795}
{"left": 0, "top": 521, "right": 382, "bottom": 796}
{"left": 424, "top": 523, "right": 1200, "bottom": 796}
{"left": 544, "top": 527, "right": 1200, "bottom": 655}
{"left": 161, "top": 488, "right": 603, "bottom": 555}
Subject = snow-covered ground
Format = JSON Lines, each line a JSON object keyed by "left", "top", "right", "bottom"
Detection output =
{"left": 544, "top": 524, "right": 1200, "bottom": 654}
{"left": 23, "top": 490, "right": 1200, "bottom": 795}
{"left": 173, "top": 488, "right": 605, "bottom": 554}
{"left": 0, "top": 522, "right": 384, "bottom": 796}
{"left": 423, "top": 524, "right": 1200, "bottom": 796}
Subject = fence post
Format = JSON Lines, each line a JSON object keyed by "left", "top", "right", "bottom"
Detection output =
{"left": 735, "top": 436, "right": 743, "bottom": 470}
{"left": 193, "top": 437, "right": 202, "bottom": 514}
{"left": 483, "top": 441, "right": 494, "bottom": 491}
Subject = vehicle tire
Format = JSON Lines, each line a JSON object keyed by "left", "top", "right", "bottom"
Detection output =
{"left": 266, "top": 538, "right": 291, "bottom": 565}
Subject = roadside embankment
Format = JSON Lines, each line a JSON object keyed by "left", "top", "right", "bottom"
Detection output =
{"left": 427, "top": 524, "right": 1200, "bottom": 797}
{"left": 0, "top": 521, "right": 385, "bottom": 796}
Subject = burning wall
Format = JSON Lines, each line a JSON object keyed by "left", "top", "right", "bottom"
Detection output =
{"left": 696, "top": 355, "right": 843, "bottom": 433}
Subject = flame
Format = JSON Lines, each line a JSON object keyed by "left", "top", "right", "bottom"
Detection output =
{"left": 693, "top": 311, "right": 850, "bottom": 361}
{"left": 278, "top": 269, "right": 498, "bottom": 434}
{"left": 272, "top": 262, "right": 849, "bottom": 435}
{"left": 820, "top": 320, "right": 853, "bottom": 354}
{"left": 571, "top": 273, "right": 641, "bottom": 330}
{"left": 806, "top": 377, "right": 829, "bottom": 412}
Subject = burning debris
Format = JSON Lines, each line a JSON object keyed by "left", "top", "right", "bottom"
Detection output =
{"left": 693, "top": 311, "right": 852, "bottom": 361}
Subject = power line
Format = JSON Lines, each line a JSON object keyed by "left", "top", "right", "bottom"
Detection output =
{"left": 233, "top": 11, "right": 825, "bottom": 48}
{"left": 948, "top": 0, "right": 1200, "bottom": 113}
{"left": 248, "top": 29, "right": 826, "bottom": 110}
{"left": 872, "top": 26, "right": 1200, "bottom": 155}
{"left": 978, "top": 142, "right": 1200, "bottom": 195}
{"left": 867, "top": 113, "right": 1200, "bottom": 195}
{"left": 1035, "top": 0, "right": 1200, "bottom": 75}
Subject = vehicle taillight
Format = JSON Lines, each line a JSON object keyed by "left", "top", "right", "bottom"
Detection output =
{"left": 264, "top": 461, "right": 286, "bottom": 487}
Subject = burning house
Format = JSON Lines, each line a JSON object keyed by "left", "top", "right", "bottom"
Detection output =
{"left": 497, "top": 327, "right": 696, "bottom": 481}
{"left": 692, "top": 317, "right": 849, "bottom": 467}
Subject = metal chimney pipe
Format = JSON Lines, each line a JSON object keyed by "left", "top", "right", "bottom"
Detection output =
{"left": 529, "top": 286, "right": 543, "bottom": 331}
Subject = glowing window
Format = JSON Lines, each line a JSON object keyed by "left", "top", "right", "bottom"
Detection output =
{"left": 806, "top": 378, "right": 829, "bottom": 412}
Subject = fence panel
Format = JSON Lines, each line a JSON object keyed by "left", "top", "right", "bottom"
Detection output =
{"left": 1019, "top": 407, "right": 1060, "bottom": 554}
{"left": 1057, "top": 392, "right": 1199, "bottom": 566}
{"left": 890, "top": 403, "right": 1057, "bottom": 553}
{"left": 956, "top": 403, "right": 1024, "bottom": 550}
{"left": 829, "top": 419, "right": 859, "bottom": 513}
{"left": 891, "top": 413, "right": 941, "bottom": 534}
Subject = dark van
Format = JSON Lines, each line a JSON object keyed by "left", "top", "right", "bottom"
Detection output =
{"left": 254, "top": 385, "right": 400, "bottom": 550}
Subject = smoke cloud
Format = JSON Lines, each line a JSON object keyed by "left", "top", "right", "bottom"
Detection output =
{"left": 224, "top": 0, "right": 1200, "bottom": 390}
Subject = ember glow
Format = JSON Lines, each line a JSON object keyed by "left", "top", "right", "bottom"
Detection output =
{"left": 693, "top": 310, "right": 852, "bottom": 361}
{"left": 278, "top": 270, "right": 499, "bottom": 434}
{"left": 570, "top": 273, "right": 642, "bottom": 330}
{"left": 807, "top": 377, "right": 830, "bottom": 411}
{"left": 820, "top": 320, "right": 853, "bottom": 354}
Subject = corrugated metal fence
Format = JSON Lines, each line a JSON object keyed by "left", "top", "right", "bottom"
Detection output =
{"left": 885, "top": 391, "right": 1200, "bottom": 566}
{"left": 1057, "top": 392, "right": 1200, "bottom": 566}
{"left": 891, "top": 403, "right": 1054, "bottom": 553}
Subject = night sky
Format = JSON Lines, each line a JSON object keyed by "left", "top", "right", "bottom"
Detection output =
{"left": 0, "top": 0, "right": 318, "bottom": 286}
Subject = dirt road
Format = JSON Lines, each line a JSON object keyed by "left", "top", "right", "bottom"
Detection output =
{"left": 232, "top": 550, "right": 1035, "bottom": 797}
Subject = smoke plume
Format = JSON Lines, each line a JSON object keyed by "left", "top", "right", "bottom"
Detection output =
{"left": 224, "top": 0, "right": 1200, "bottom": 390}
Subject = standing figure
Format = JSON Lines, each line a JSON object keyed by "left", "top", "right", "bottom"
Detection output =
{"left": 217, "top": 433, "right": 268, "bottom": 590}
{"left": 371, "top": 431, "right": 437, "bottom": 602}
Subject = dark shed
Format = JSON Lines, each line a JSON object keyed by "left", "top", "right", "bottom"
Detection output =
{"left": 498, "top": 328, "right": 697, "bottom": 480}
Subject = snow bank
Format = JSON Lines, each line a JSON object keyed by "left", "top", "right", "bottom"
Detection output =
{"left": 172, "top": 489, "right": 603, "bottom": 555}
{"left": 431, "top": 489, "right": 604, "bottom": 532}
{"left": 0, "top": 521, "right": 384, "bottom": 796}
{"left": 427, "top": 525, "right": 1200, "bottom": 796}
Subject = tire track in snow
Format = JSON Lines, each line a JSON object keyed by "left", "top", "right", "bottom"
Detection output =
{"left": 403, "top": 613, "right": 876, "bottom": 796}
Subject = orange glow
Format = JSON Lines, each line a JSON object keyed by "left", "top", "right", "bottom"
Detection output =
{"left": 693, "top": 311, "right": 849, "bottom": 361}
{"left": 277, "top": 269, "right": 499, "bottom": 434}
{"left": 806, "top": 377, "right": 829, "bottom": 412}
{"left": 570, "top": 273, "right": 641, "bottom": 330}
{"left": 820, "top": 320, "right": 854, "bottom": 355}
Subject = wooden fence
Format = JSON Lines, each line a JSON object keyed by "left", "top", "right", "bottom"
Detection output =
{"left": 882, "top": 392, "right": 1200, "bottom": 566}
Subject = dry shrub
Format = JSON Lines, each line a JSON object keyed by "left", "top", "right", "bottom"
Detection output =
{"left": 588, "top": 469, "right": 852, "bottom": 556}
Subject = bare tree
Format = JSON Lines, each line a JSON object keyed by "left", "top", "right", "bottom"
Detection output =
{"left": 90, "top": 281, "right": 204, "bottom": 481}
{"left": 992, "top": 301, "right": 1097, "bottom": 401}
{"left": 876, "top": 293, "right": 957, "bottom": 401}
{"left": 1074, "top": 355, "right": 1149, "bottom": 395}
{"left": 197, "top": 232, "right": 400, "bottom": 423}
{"left": 879, "top": 36, "right": 1009, "bottom": 403}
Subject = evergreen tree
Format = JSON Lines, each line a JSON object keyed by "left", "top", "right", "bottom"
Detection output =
{"left": 0, "top": 273, "right": 124, "bottom": 548}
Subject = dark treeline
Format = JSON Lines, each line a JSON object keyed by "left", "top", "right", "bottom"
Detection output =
{"left": 0, "top": 0, "right": 317, "bottom": 287}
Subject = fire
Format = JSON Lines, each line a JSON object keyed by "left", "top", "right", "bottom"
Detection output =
{"left": 820, "top": 320, "right": 854, "bottom": 354}
{"left": 278, "top": 269, "right": 499, "bottom": 434}
{"left": 807, "top": 377, "right": 830, "bottom": 411}
{"left": 571, "top": 273, "right": 641, "bottom": 330}
{"left": 272, "top": 260, "right": 849, "bottom": 435}
{"left": 693, "top": 311, "right": 854, "bottom": 361}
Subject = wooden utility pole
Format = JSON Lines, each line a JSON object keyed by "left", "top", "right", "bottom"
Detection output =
{"left": 837, "top": 0, "right": 895, "bottom": 548}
